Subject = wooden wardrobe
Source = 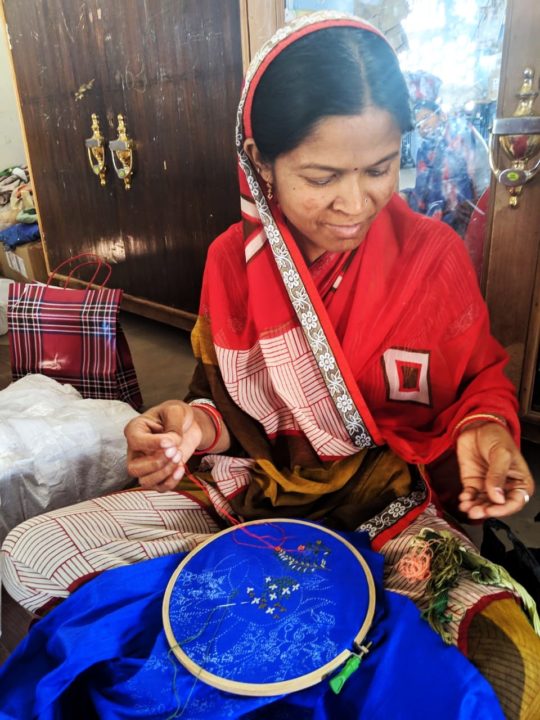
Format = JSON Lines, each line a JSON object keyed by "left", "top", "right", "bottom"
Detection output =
{"left": 2, "top": 0, "right": 250, "bottom": 329}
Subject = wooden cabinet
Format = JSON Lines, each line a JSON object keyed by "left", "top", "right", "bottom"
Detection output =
{"left": 2, "top": 0, "right": 244, "bottom": 328}
{"left": 482, "top": 0, "right": 540, "bottom": 434}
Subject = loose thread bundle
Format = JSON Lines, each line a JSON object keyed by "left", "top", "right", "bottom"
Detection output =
{"left": 397, "top": 529, "right": 465, "bottom": 644}
{"left": 397, "top": 528, "right": 540, "bottom": 644}
{"left": 396, "top": 539, "right": 432, "bottom": 581}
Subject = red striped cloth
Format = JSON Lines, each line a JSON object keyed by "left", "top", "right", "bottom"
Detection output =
{"left": 7, "top": 283, "right": 142, "bottom": 409}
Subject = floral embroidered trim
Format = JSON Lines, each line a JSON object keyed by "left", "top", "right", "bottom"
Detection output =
{"left": 356, "top": 477, "right": 427, "bottom": 540}
{"left": 235, "top": 12, "right": 374, "bottom": 450}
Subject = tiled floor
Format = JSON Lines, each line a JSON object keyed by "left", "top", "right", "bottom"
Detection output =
{"left": 0, "top": 309, "right": 538, "bottom": 660}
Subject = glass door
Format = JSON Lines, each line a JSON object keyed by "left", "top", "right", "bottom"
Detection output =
{"left": 286, "top": 0, "right": 507, "bottom": 280}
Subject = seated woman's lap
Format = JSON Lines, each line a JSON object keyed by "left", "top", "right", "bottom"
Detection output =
{"left": 2, "top": 489, "right": 539, "bottom": 720}
{"left": 0, "top": 488, "right": 219, "bottom": 614}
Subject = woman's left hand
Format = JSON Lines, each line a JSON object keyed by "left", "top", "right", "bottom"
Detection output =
{"left": 456, "top": 422, "right": 535, "bottom": 520}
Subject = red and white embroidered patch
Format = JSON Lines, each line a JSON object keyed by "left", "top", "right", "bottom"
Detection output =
{"left": 382, "top": 348, "right": 431, "bottom": 406}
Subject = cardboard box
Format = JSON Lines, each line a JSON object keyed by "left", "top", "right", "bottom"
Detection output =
{"left": 0, "top": 241, "right": 48, "bottom": 284}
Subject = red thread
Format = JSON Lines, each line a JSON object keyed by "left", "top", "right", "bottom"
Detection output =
{"left": 183, "top": 466, "right": 294, "bottom": 552}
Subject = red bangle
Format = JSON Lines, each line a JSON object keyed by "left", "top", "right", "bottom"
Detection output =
{"left": 191, "top": 403, "right": 222, "bottom": 455}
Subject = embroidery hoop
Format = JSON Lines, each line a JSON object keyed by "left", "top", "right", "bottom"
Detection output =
{"left": 162, "top": 519, "right": 376, "bottom": 697}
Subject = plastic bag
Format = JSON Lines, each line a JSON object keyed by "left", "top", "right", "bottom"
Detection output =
{"left": 0, "top": 374, "right": 138, "bottom": 543}
{"left": 481, "top": 518, "right": 540, "bottom": 606}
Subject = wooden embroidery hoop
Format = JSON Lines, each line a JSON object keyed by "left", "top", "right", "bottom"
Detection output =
{"left": 162, "top": 518, "right": 376, "bottom": 697}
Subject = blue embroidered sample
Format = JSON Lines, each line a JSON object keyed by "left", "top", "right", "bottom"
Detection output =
{"left": 166, "top": 521, "right": 372, "bottom": 687}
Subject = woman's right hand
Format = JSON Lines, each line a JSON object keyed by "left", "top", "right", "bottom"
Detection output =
{"left": 124, "top": 400, "right": 203, "bottom": 492}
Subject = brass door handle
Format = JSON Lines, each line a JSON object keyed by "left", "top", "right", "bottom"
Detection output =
{"left": 85, "top": 113, "right": 107, "bottom": 186}
{"left": 109, "top": 114, "right": 134, "bottom": 190}
{"left": 489, "top": 68, "right": 540, "bottom": 207}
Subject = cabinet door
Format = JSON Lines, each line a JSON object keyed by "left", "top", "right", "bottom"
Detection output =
{"left": 3, "top": 0, "right": 243, "bottom": 323}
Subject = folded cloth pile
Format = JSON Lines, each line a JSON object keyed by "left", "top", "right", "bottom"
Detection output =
{"left": 0, "top": 374, "right": 138, "bottom": 543}
{"left": 0, "top": 166, "right": 39, "bottom": 239}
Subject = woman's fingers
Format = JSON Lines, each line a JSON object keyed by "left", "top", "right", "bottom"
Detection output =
{"left": 153, "top": 475, "right": 184, "bottom": 493}
{"left": 458, "top": 484, "right": 490, "bottom": 518}
{"left": 127, "top": 449, "right": 175, "bottom": 479}
{"left": 457, "top": 423, "right": 535, "bottom": 519}
{"left": 484, "top": 488, "right": 528, "bottom": 518}
{"left": 125, "top": 416, "right": 182, "bottom": 455}
{"left": 125, "top": 401, "right": 192, "bottom": 454}
{"left": 484, "top": 444, "right": 513, "bottom": 504}
{"left": 459, "top": 474, "right": 534, "bottom": 520}
{"left": 138, "top": 462, "right": 179, "bottom": 490}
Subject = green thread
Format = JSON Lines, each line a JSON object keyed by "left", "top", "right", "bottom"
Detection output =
{"left": 406, "top": 529, "right": 540, "bottom": 643}
{"left": 165, "top": 592, "right": 238, "bottom": 718}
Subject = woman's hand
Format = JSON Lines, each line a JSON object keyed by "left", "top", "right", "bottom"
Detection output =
{"left": 124, "top": 400, "right": 204, "bottom": 492}
{"left": 456, "top": 422, "right": 535, "bottom": 520}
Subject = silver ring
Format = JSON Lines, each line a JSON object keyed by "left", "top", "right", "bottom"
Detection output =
{"left": 514, "top": 488, "right": 530, "bottom": 504}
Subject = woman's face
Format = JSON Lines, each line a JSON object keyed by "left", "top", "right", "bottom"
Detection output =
{"left": 253, "top": 108, "right": 402, "bottom": 263}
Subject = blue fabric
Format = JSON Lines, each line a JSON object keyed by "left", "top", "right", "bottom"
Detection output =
{"left": 0, "top": 533, "right": 504, "bottom": 720}
{"left": 0, "top": 222, "right": 40, "bottom": 248}
{"left": 166, "top": 522, "right": 373, "bottom": 689}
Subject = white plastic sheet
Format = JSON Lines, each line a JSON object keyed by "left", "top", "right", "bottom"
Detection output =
{"left": 0, "top": 374, "right": 139, "bottom": 543}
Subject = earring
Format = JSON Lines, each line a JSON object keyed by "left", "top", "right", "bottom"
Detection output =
{"left": 266, "top": 179, "right": 273, "bottom": 200}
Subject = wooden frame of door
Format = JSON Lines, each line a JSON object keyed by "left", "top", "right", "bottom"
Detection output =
{"left": 239, "top": 0, "right": 285, "bottom": 68}
{"left": 481, "top": 0, "right": 540, "bottom": 435}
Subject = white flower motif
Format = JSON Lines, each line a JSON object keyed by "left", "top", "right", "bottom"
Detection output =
{"left": 354, "top": 434, "right": 369, "bottom": 447}
{"left": 300, "top": 311, "right": 317, "bottom": 330}
{"left": 269, "top": 593, "right": 277, "bottom": 600}
{"left": 265, "top": 224, "right": 281, "bottom": 242}
{"left": 318, "top": 352, "right": 336, "bottom": 372}
{"left": 251, "top": 597, "right": 260, "bottom": 604}
{"left": 282, "top": 269, "right": 299, "bottom": 288}
{"left": 336, "top": 394, "right": 353, "bottom": 412}
{"left": 293, "top": 298, "right": 310, "bottom": 314}
{"left": 266, "top": 607, "right": 275, "bottom": 615}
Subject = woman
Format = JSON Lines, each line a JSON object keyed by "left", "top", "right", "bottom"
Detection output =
{"left": 2, "top": 12, "right": 538, "bottom": 718}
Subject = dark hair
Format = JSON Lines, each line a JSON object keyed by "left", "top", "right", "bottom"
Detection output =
{"left": 251, "top": 27, "right": 412, "bottom": 162}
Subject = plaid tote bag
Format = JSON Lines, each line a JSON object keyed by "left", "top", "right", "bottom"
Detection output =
{"left": 7, "top": 254, "right": 143, "bottom": 409}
